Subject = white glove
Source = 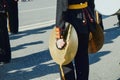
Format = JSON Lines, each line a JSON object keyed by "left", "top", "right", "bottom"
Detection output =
{"left": 56, "top": 39, "right": 66, "bottom": 49}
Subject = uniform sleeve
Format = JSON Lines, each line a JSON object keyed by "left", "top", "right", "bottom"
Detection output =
{"left": 56, "top": 0, "right": 68, "bottom": 29}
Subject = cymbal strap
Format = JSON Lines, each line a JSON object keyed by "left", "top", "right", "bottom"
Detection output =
{"left": 95, "top": 11, "right": 100, "bottom": 24}
{"left": 60, "top": 65, "right": 66, "bottom": 80}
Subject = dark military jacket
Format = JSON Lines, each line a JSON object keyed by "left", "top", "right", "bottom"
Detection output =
{"left": 56, "top": 0, "right": 94, "bottom": 27}
{"left": 56, "top": 0, "right": 68, "bottom": 29}
{"left": 56, "top": 0, "right": 96, "bottom": 33}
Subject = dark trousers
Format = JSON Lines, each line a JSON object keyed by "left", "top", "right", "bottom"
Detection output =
{"left": 0, "top": 13, "right": 11, "bottom": 63}
{"left": 7, "top": 0, "right": 19, "bottom": 33}
{"left": 59, "top": 10, "right": 89, "bottom": 80}
{"left": 117, "top": 15, "right": 120, "bottom": 26}
{"left": 59, "top": 33, "right": 89, "bottom": 80}
{"left": 117, "top": 15, "right": 120, "bottom": 21}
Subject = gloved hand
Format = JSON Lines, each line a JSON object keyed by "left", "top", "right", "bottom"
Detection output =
{"left": 55, "top": 27, "right": 66, "bottom": 49}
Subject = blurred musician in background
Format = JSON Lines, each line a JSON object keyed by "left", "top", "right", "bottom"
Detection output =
{"left": 7, "top": 0, "right": 19, "bottom": 34}
{"left": 0, "top": 0, "right": 11, "bottom": 65}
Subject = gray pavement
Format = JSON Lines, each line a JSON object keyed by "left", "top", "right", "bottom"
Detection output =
{"left": 0, "top": 15, "right": 120, "bottom": 80}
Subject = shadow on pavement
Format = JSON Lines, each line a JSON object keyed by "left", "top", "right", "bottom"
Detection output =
{"left": 9, "top": 24, "right": 54, "bottom": 40}
{"left": 89, "top": 26, "right": 120, "bottom": 65}
{"left": 11, "top": 40, "right": 43, "bottom": 52}
{"left": 0, "top": 50, "right": 59, "bottom": 80}
{"left": 0, "top": 24, "right": 59, "bottom": 80}
{"left": 104, "top": 26, "right": 120, "bottom": 44}
{"left": 10, "top": 24, "right": 54, "bottom": 52}
{"left": 89, "top": 51, "right": 111, "bottom": 65}
{"left": 0, "top": 23, "right": 120, "bottom": 80}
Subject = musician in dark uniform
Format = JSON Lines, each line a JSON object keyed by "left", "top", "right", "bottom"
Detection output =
{"left": 0, "top": 0, "right": 11, "bottom": 65}
{"left": 55, "top": 0, "right": 98, "bottom": 80}
{"left": 7, "top": 0, "right": 19, "bottom": 34}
